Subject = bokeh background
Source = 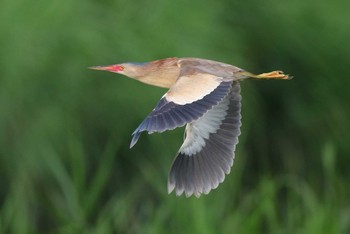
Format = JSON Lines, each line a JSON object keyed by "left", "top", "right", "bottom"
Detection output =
{"left": 1, "top": 0, "right": 349, "bottom": 233}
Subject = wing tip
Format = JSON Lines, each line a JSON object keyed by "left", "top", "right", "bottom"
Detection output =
{"left": 167, "top": 180, "right": 223, "bottom": 198}
{"left": 167, "top": 152, "right": 231, "bottom": 198}
{"left": 130, "top": 132, "right": 141, "bottom": 148}
{"left": 167, "top": 181, "right": 175, "bottom": 194}
{"left": 168, "top": 181, "right": 200, "bottom": 198}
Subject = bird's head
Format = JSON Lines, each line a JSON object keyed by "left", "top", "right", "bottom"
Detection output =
{"left": 90, "top": 58, "right": 179, "bottom": 88}
{"left": 89, "top": 62, "right": 148, "bottom": 78}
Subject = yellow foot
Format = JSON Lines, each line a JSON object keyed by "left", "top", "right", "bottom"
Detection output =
{"left": 237, "top": 70, "right": 292, "bottom": 80}
{"left": 255, "top": 71, "right": 292, "bottom": 80}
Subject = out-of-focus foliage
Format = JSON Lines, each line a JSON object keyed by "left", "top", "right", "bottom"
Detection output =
{"left": 0, "top": 0, "right": 349, "bottom": 233}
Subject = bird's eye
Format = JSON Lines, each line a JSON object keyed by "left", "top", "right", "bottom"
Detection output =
{"left": 118, "top": 65, "right": 125, "bottom": 71}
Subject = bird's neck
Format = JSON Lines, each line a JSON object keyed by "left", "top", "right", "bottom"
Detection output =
{"left": 133, "top": 58, "right": 180, "bottom": 88}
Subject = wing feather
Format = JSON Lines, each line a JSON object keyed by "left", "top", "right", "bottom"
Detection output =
{"left": 130, "top": 81, "right": 233, "bottom": 148}
{"left": 168, "top": 82, "right": 242, "bottom": 197}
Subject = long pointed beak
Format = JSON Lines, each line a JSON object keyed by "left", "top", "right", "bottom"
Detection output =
{"left": 88, "top": 64, "right": 124, "bottom": 73}
{"left": 88, "top": 65, "right": 116, "bottom": 71}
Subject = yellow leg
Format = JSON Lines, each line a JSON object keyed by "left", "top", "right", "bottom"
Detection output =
{"left": 238, "top": 70, "right": 292, "bottom": 80}
{"left": 255, "top": 71, "right": 292, "bottom": 80}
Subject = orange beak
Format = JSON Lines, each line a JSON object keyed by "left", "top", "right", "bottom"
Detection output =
{"left": 88, "top": 65, "right": 124, "bottom": 73}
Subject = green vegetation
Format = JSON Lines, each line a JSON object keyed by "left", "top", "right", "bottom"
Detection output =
{"left": 1, "top": 0, "right": 349, "bottom": 233}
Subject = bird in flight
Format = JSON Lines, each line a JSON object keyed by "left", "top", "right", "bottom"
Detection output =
{"left": 90, "top": 57, "right": 291, "bottom": 197}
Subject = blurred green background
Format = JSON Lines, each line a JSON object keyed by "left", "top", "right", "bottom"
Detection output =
{"left": 1, "top": 0, "right": 349, "bottom": 233}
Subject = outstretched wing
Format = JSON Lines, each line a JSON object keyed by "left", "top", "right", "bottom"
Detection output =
{"left": 168, "top": 82, "right": 242, "bottom": 197}
{"left": 130, "top": 73, "right": 233, "bottom": 148}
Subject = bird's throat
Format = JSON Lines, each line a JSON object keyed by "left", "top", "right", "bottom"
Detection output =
{"left": 135, "top": 67, "right": 180, "bottom": 88}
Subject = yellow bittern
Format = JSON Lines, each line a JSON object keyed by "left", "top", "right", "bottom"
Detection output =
{"left": 90, "top": 57, "right": 291, "bottom": 197}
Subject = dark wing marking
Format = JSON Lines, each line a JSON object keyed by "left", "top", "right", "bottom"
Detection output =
{"left": 130, "top": 81, "right": 232, "bottom": 148}
{"left": 168, "top": 82, "right": 242, "bottom": 197}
